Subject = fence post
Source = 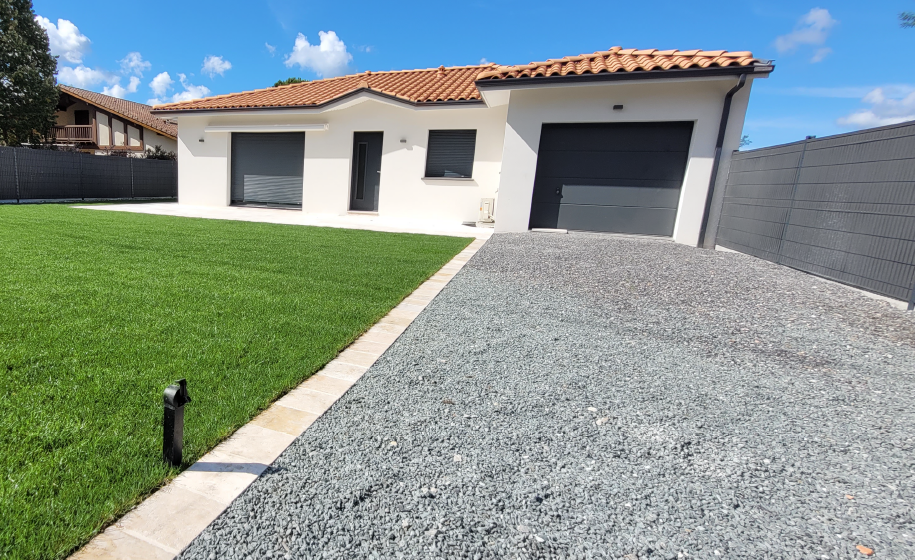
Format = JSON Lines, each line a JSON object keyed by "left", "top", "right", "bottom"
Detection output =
{"left": 12, "top": 148, "right": 21, "bottom": 203}
{"left": 129, "top": 157, "right": 135, "bottom": 199}
{"left": 78, "top": 152, "right": 84, "bottom": 200}
{"left": 775, "top": 137, "right": 811, "bottom": 265}
{"left": 908, "top": 281, "right": 915, "bottom": 311}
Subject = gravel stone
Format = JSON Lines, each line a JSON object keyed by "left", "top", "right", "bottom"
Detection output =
{"left": 179, "top": 233, "right": 915, "bottom": 559}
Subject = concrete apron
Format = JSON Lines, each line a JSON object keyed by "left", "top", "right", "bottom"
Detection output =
{"left": 69, "top": 237, "right": 488, "bottom": 560}
{"left": 72, "top": 203, "right": 494, "bottom": 240}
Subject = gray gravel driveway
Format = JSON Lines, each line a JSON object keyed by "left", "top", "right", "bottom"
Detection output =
{"left": 180, "top": 233, "right": 915, "bottom": 560}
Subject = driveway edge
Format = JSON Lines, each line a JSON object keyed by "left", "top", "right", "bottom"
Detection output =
{"left": 69, "top": 237, "right": 487, "bottom": 560}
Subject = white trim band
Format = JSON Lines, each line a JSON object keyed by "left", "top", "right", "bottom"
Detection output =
{"left": 203, "top": 124, "right": 329, "bottom": 133}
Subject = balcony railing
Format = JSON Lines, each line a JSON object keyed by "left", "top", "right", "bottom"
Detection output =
{"left": 51, "top": 125, "right": 94, "bottom": 142}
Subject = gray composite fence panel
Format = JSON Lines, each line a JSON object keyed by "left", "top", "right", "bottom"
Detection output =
{"left": 0, "top": 146, "right": 176, "bottom": 202}
{"left": 716, "top": 121, "right": 915, "bottom": 302}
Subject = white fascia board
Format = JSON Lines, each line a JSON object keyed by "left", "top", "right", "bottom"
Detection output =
{"left": 477, "top": 73, "right": 767, "bottom": 95}
{"left": 203, "top": 124, "right": 328, "bottom": 133}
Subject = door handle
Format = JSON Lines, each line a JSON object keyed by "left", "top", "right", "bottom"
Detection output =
{"left": 555, "top": 185, "right": 563, "bottom": 197}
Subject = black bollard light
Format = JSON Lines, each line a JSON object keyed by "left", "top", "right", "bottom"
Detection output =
{"left": 163, "top": 379, "right": 191, "bottom": 467}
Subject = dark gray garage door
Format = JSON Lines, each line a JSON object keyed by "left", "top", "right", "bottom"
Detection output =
{"left": 231, "top": 132, "right": 304, "bottom": 207}
{"left": 529, "top": 122, "right": 693, "bottom": 236}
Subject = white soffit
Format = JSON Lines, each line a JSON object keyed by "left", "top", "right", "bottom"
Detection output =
{"left": 203, "top": 124, "right": 329, "bottom": 133}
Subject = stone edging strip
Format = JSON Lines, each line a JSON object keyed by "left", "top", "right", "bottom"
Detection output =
{"left": 70, "top": 237, "right": 487, "bottom": 560}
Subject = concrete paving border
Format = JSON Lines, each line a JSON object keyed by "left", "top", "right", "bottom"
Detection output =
{"left": 69, "top": 237, "right": 488, "bottom": 560}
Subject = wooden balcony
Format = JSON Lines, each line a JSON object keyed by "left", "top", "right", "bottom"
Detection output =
{"left": 51, "top": 125, "right": 95, "bottom": 143}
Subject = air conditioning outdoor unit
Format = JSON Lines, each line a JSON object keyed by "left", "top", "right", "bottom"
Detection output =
{"left": 478, "top": 198, "right": 495, "bottom": 226}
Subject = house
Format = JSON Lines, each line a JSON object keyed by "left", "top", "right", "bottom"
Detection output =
{"left": 54, "top": 85, "right": 178, "bottom": 155}
{"left": 151, "top": 47, "right": 773, "bottom": 245}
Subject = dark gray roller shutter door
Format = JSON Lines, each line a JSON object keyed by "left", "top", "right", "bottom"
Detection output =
{"left": 231, "top": 132, "right": 304, "bottom": 207}
{"left": 530, "top": 122, "right": 693, "bottom": 236}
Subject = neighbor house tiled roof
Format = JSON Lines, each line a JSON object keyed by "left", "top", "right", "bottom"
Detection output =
{"left": 60, "top": 85, "right": 178, "bottom": 138}
{"left": 152, "top": 47, "right": 765, "bottom": 113}
{"left": 152, "top": 65, "right": 488, "bottom": 112}
{"left": 476, "top": 47, "right": 762, "bottom": 80}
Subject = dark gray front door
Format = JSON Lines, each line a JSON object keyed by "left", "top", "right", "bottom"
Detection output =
{"left": 349, "top": 132, "right": 383, "bottom": 212}
{"left": 231, "top": 132, "right": 304, "bottom": 207}
{"left": 530, "top": 122, "right": 693, "bottom": 236}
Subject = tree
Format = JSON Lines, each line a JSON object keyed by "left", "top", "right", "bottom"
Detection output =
{"left": 145, "top": 144, "right": 176, "bottom": 160}
{"left": 273, "top": 77, "right": 307, "bottom": 87}
{"left": 739, "top": 135, "right": 752, "bottom": 149}
{"left": 902, "top": 10, "right": 915, "bottom": 27}
{"left": 0, "top": 0, "right": 59, "bottom": 146}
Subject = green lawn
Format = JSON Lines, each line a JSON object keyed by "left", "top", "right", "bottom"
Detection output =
{"left": 0, "top": 205, "right": 471, "bottom": 560}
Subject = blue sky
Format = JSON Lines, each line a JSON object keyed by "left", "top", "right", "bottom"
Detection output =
{"left": 33, "top": 0, "right": 914, "bottom": 149}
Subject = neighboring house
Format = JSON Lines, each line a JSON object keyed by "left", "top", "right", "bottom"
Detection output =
{"left": 152, "top": 47, "right": 773, "bottom": 245}
{"left": 54, "top": 86, "right": 178, "bottom": 155}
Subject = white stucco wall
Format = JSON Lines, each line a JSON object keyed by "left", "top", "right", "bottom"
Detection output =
{"left": 144, "top": 130, "right": 178, "bottom": 153}
{"left": 174, "top": 97, "right": 507, "bottom": 223}
{"left": 493, "top": 77, "right": 755, "bottom": 245}
{"left": 172, "top": 76, "right": 756, "bottom": 242}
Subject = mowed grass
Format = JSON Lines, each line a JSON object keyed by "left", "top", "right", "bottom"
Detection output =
{"left": 0, "top": 205, "right": 471, "bottom": 560}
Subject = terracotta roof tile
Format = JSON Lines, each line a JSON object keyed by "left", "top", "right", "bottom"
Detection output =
{"left": 60, "top": 85, "right": 177, "bottom": 138}
{"left": 477, "top": 47, "right": 763, "bottom": 81}
{"left": 153, "top": 47, "right": 765, "bottom": 113}
{"left": 152, "top": 65, "right": 488, "bottom": 112}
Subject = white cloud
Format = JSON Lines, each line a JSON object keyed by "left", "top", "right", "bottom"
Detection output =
{"left": 775, "top": 8, "right": 837, "bottom": 55}
{"left": 145, "top": 73, "right": 210, "bottom": 104}
{"left": 837, "top": 88, "right": 915, "bottom": 129}
{"left": 284, "top": 31, "right": 352, "bottom": 78}
{"left": 103, "top": 76, "right": 141, "bottom": 98}
{"left": 265, "top": 42, "right": 276, "bottom": 56}
{"left": 479, "top": 57, "right": 489, "bottom": 64}
{"left": 810, "top": 47, "right": 832, "bottom": 63}
{"left": 120, "top": 52, "right": 151, "bottom": 76}
{"left": 171, "top": 73, "right": 210, "bottom": 102}
{"left": 57, "top": 65, "right": 118, "bottom": 88}
{"left": 35, "top": 16, "right": 91, "bottom": 63}
{"left": 767, "top": 84, "right": 915, "bottom": 99}
{"left": 149, "top": 72, "right": 174, "bottom": 96}
{"left": 202, "top": 55, "right": 232, "bottom": 78}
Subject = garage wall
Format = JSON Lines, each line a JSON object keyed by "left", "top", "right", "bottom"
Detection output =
{"left": 174, "top": 98, "right": 507, "bottom": 223}
{"left": 176, "top": 116, "right": 231, "bottom": 206}
{"left": 495, "top": 78, "right": 754, "bottom": 245}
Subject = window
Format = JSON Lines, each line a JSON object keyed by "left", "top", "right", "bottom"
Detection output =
{"left": 424, "top": 130, "right": 477, "bottom": 178}
{"left": 74, "top": 110, "right": 90, "bottom": 125}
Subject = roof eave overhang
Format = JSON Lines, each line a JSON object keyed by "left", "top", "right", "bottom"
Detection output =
{"left": 474, "top": 64, "right": 775, "bottom": 93}
{"left": 151, "top": 87, "right": 487, "bottom": 116}
{"left": 60, "top": 87, "right": 178, "bottom": 139}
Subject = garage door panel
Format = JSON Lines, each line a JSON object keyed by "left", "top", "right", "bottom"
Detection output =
{"left": 535, "top": 151, "right": 690, "bottom": 183}
{"left": 532, "top": 203, "right": 678, "bottom": 235}
{"left": 530, "top": 122, "right": 693, "bottom": 234}
{"left": 559, "top": 185, "right": 682, "bottom": 208}
{"left": 532, "top": 177, "right": 684, "bottom": 200}
{"left": 241, "top": 175, "right": 303, "bottom": 205}
{"left": 231, "top": 132, "right": 304, "bottom": 207}
{"left": 538, "top": 122, "right": 694, "bottom": 153}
